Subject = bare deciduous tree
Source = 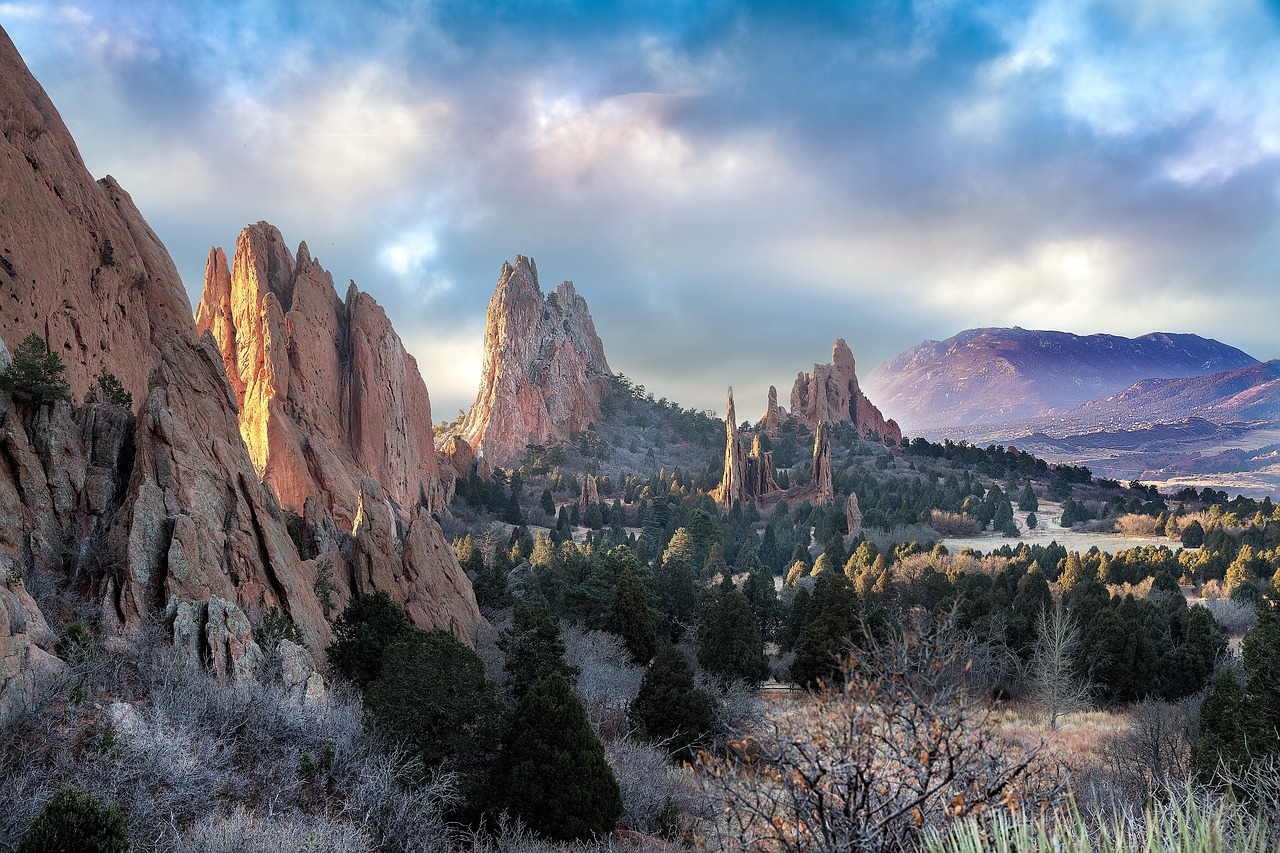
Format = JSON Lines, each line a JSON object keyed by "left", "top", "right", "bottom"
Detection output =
{"left": 696, "top": 614, "right": 1067, "bottom": 853}
{"left": 1030, "top": 599, "right": 1090, "bottom": 730}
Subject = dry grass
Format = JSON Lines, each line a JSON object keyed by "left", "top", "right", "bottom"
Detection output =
{"left": 991, "top": 703, "right": 1131, "bottom": 775}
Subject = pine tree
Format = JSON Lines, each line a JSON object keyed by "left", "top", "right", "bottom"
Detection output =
{"left": 699, "top": 586, "right": 769, "bottom": 685}
{"left": 488, "top": 672, "right": 623, "bottom": 841}
{"left": 630, "top": 644, "right": 716, "bottom": 760}
{"left": 1191, "top": 668, "right": 1252, "bottom": 785}
{"left": 326, "top": 591, "right": 414, "bottom": 688}
{"left": 498, "top": 600, "right": 578, "bottom": 701}
{"left": 602, "top": 568, "right": 657, "bottom": 665}
{"left": 365, "top": 630, "right": 504, "bottom": 803}
{"left": 18, "top": 785, "right": 128, "bottom": 853}
{"left": 1, "top": 333, "right": 71, "bottom": 407}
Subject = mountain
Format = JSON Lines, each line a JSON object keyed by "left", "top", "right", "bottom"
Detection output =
{"left": 1065, "top": 359, "right": 1280, "bottom": 428}
{"left": 865, "top": 328, "right": 1259, "bottom": 432}
{"left": 451, "top": 255, "right": 612, "bottom": 464}
{"left": 195, "top": 222, "right": 450, "bottom": 530}
{"left": 0, "top": 25, "right": 480, "bottom": 714}
{"left": 762, "top": 338, "right": 902, "bottom": 444}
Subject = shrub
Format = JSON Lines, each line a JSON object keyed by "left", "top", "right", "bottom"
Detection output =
{"left": 17, "top": 785, "right": 128, "bottom": 853}
{"left": 94, "top": 372, "right": 131, "bottom": 408}
{"left": 326, "top": 591, "right": 414, "bottom": 688}
{"left": 0, "top": 333, "right": 70, "bottom": 406}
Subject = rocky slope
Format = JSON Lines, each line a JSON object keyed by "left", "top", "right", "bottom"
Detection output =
{"left": 452, "top": 255, "right": 612, "bottom": 464}
{"left": 195, "top": 223, "right": 449, "bottom": 529}
{"left": 0, "top": 26, "right": 481, "bottom": 713}
{"left": 768, "top": 339, "right": 901, "bottom": 444}
{"left": 866, "top": 328, "right": 1258, "bottom": 432}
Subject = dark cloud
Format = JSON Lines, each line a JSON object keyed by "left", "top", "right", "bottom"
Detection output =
{"left": 3, "top": 0, "right": 1279, "bottom": 419}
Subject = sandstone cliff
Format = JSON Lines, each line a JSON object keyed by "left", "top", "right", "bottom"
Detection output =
{"left": 195, "top": 224, "right": 449, "bottom": 529}
{"left": 788, "top": 339, "right": 902, "bottom": 444}
{"left": 453, "top": 256, "right": 611, "bottom": 464}
{"left": 0, "top": 27, "right": 482, "bottom": 712}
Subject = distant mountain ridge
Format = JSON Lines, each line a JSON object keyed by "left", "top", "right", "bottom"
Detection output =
{"left": 865, "top": 327, "right": 1259, "bottom": 432}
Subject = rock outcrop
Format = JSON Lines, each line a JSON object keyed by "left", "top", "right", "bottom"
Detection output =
{"left": 0, "top": 26, "right": 484, "bottom": 714}
{"left": 845, "top": 493, "right": 863, "bottom": 538}
{"left": 0, "top": 566, "right": 64, "bottom": 710}
{"left": 761, "top": 385, "right": 788, "bottom": 439}
{"left": 452, "top": 256, "right": 611, "bottom": 464}
{"left": 195, "top": 224, "right": 449, "bottom": 529}
{"left": 811, "top": 422, "right": 834, "bottom": 505}
{"left": 712, "top": 388, "right": 780, "bottom": 510}
{"left": 789, "top": 339, "right": 901, "bottom": 444}
{"left": 579, "top": 473, "right": 600, "bottom": 513}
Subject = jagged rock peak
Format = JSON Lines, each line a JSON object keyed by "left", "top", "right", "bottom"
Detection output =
{"left": 452, "top": 254, "right": 612, "bottom": 464}
{"left": 195, "top": 223, "right": 448, "bottom": 529}
{"left": 713, "top": 387, "right": 779, "bottom": 510}
{"left": 790, "top": 338, "right": 902, "bottom": 444}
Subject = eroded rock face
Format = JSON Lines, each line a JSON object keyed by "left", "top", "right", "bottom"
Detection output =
{"left": 0, "top": 566, "right": 64, "bottom": 717}
{"left": 453, "top": 256, "right": 611, "bottom": 464}
{"left": 713, "top": 388, "right": 779, "bottom": 510}
{"left": 195, "top": 224, "right": 449, "bottom": 529}
{"left": 790, "top": 339, "right": 902, "bottom": 444}
{"left": 761, "top": 385, "right": 788, "bottom": 439}
{"left": 349, "top": 478, "right": 481, "bottom": 645}
{"left": 0, "top": 29, "right": 192, "bottom": 407}
{"left": 579, "top": 473, "right": 600, "bottom": 513}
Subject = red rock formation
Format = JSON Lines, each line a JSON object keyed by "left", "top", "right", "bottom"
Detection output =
{"left": 790, "top": 339, "right": 902, "bottom": 444}
{"left": 0, "top": 26, "right": 483, "bottom": 715}
{"left": 579, "top": 473, "right": 601, "bottom": 513}
{"left": 761, "top": 384, "right": 788, "bottom": 438}
{"left": 845, "top": 492, "right": 863, "bottom": 538}
{"left": 811, "top": 421, "right": 834, "bottom": 505}
{"left": 453, "top": 256, "right": 611, "bottom": 464}
{"left": 195, "top": 224, "right": 449, "bottom": 529}
{"left": 713, "top": 387, "right": 780, "bottom": 510}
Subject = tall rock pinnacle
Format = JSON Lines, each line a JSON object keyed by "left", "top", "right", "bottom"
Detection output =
{"left": 713, "top": 387, "right": 779, "bottom": 510}
{"left": 195, "top": 223, "right": 448, "bottom": 529}
{"left": 454, "top": 255, "right": 612, "bottom": 464}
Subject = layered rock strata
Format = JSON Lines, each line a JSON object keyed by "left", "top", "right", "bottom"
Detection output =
{"left": 452, "top": 256, "right": 611, "bottom": 464}
{"left": 195, "top": 225, "right": 449, "bottom": 529}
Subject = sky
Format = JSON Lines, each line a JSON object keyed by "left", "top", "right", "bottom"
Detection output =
{"left": 3, "top": 0, "right": 1280, "bottom": 420}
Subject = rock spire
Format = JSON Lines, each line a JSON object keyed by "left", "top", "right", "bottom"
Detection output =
{"left": 452, "top": 256, "right": 612, "bottom": 464}
{"left": 713, "top": 387, "right": 780, "bottom": 510}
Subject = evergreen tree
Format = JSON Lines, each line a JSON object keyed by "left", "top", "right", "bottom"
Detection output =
{"left": 699, "top": 585, "right": 770, "bottom": 685}
{"left": 365, "top": 630, "right": 504, "bottom": 804}
{"left": 630, "top": 644, "right": 716, "bottom": 760}
{"left": 1, "top": 333, "right": 71, "bottom": 407}
{"left": 602, "top": 568, "right": 658, "bottom": 665}
{"left": 1242, "top": 590, "right": 1280, "bottom": 749}
{"left": 488, "top": 672, "right": 623, "bottom": 841}
{"left": 18, "top": 785, "right": 128, "bottom": 853}
{"left": 326, "top": 591, "right": 414, "bottom": 688}
{"left": 1018, "top": 483, "right": 1039, "bottom": 512}
{"left": 1181, "top": 520, "right": 1205, "bottom": 548}
{"left": 790, "top": 572, "right": 862, "bottom": 688}
{"left": 1191, "top": 668, "right": 1252, "bottom": 785}
{"left": 702, "top": 542, "right": 728, "bottom": 582}
{"left": 498, "top": 600, "right": 578, "bottom": 701}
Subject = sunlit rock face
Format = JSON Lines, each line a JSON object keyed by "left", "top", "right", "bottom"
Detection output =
{"left": 453, "top": 255, "right": 612, "bottom": 465}
{"left": 195, "top": 223, "right": 449, "bottom": 530}
{"left": 790, "top": 339, "right": 902, "bottom": 444}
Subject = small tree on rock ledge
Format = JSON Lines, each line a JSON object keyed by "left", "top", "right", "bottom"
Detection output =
{"left": 1, "top": 333, "right": 71, "bottom": 407}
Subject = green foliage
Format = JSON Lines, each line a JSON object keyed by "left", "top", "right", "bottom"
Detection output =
{"left": 325, "top": 591, "right": 414, "bottom": 688}
{"left": 93, "top": 372, "right": 132, "bottom": 407}
{"left": 99, "top": 239, "right": 116, "bottom": 267}
{"left": 699, "top": 585, "right": 769, "bottom": 685}
{"left": 18, "top": 785, "right": 128, "bottom": 853}
{"left": 364, "top": 630, "right": 503, "bottom": 795}
{"left": 601, "top": 567, "right": 657, "bottom": 665}
{"left": 630, "top": 644, "right": 715, "bottom": 760}
{"left": 488, "top": 671, "right": 623, "bottom": 841}
{"left": 1, "top": 333, "right": 71, "bottom": 406}
{"left": 313, "top": 559, "right": 338, "bottom": 619}
{"left": 55, "top": 621, "right": 95, "bottom": 663}
{"left": 1191, "top": 668, "right": 1252, "bottom": 785}
{"left": 498, "top": 599, "right": 578, "bottom": 702}
{"left": 791, "top": 572, "right": 862, "bottom": 688}
{"left": 257, "top": 606, "right": 303, "bottom": 649}
{"left": 1181, "top": 520, "right": 1205, "bottom": 548}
